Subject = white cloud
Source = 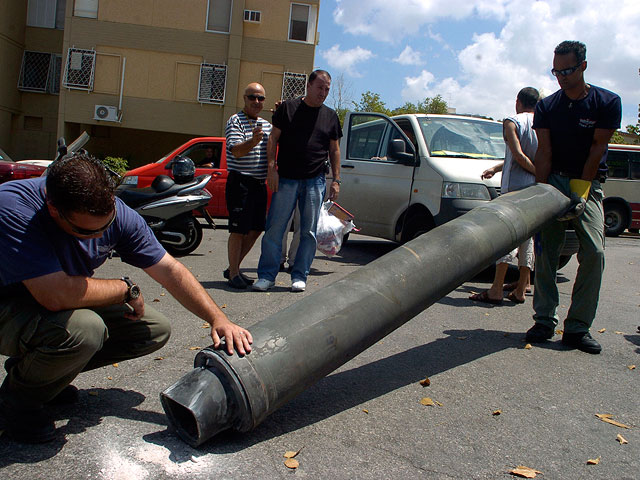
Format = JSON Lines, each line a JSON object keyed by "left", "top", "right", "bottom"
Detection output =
{"left": 387, "top": 0, "right": 640, "bottom": 126}
{"left": 320, "top": 44, "right": 375, "bottom": 77}
{"left": 394, "top": 46, "right": 424, "bottom": 66}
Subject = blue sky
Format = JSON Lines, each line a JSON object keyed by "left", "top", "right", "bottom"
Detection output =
{"left": 313, "top": 0, "right": 640, "bottom": 128}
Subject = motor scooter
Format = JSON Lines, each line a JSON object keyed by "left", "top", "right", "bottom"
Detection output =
{"left": 115, "top": 173, "right": 215, "bottom": 257}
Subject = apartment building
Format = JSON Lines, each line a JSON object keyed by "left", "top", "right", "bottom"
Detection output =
{"left": 1, "top": 0, "right": 319, "bottom": 165}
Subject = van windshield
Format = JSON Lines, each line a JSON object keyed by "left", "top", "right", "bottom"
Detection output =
{"left": 418, "top": 117, "right": 505, "bottom": 159}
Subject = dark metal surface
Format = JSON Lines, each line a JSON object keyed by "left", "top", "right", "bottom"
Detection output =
{"left": 161, "top": 184, "right": 570, "bottom": 447}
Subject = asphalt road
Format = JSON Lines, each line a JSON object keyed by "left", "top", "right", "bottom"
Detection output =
{"left": 1, "top": 223, "right": 638, "bottom": 480}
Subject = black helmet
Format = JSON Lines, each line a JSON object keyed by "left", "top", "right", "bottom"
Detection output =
{"left": 151, "top": 174, "right": 175, "bottom": 192}
{"left": 171, "top": 155, "right": 195, "bottom": 184}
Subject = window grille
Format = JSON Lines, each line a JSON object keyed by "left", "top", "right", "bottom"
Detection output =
{"left": 198, "top": 64, "right": 227, "bottom": 104}
{"left": 62, "top": 48, "right": 96, "bottom": 91}
{"left": 244, "top": 10, "right": 261, "bottom": 22}
{"left": 18, "top": 51, "right": 53, "bottom": 93}
{"left": 282, "top": 72, "right": 306, "bottom": 100}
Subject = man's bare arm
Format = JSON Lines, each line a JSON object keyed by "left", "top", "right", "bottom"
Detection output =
{"left": 144, "top": 253, "right": 252, "bottom": 355}
{"left": 328, "top": 138, "right": 341, "bottom": 200}
{"left": 581, "top": 128, "right": 616, "bottom": 181}
{"left": 534, "top": 128, "right": 552, "bottom": 183}
{"left": 266, "top": 126, "right": 281, "bottom": 193}
{"left": 504, "top": 120, "right": 535, "bottom": 175}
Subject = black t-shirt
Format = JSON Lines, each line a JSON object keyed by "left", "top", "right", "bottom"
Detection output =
{"left": 533, "top": 85, "right": 621, "bottom": 177}
{"left": 272, "top": 97, "right": 342, "bottom": 179}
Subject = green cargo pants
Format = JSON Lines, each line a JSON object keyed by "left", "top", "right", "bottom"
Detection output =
{"left": 0, "top": 298, "right": 171, "bottom": 409}
{"left": 532, "top": 174, "right": 605, "bottom": 333}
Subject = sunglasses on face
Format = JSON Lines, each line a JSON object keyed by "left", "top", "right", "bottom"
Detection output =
{"left": 246, "top": 94, "right": 266, "bottom": 102}
{"left": 59, "top": 208, "right": 117, "bottom": 236}
{"left": 551, "top": 63, "right": 582, "bottom": 77}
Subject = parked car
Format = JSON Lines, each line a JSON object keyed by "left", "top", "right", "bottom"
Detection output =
{"left": 119, "top": 137, "right": 229, "bottom": 217}
{"left": 602, "top": 143, "right": 640, "bottom": 236}
{"left": 0, "top": 147, "right": 47, "bottom": 184}
{"left": 337, "top": 112, "right": 578, "bottom": 267}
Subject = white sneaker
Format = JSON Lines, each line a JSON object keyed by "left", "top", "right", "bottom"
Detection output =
{"left": 252, "top": 278, "right": 275, "bottom": 291}
{"left": 291, "top": 280, "right": 306, "bottom": 292}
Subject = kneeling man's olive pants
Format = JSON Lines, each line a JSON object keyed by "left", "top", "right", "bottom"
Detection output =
{"left": 0, "top": 299, "right": 171, "bottom": 409}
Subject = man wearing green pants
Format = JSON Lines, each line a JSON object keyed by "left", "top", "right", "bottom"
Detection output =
{"left": 526, "top": 40, "right": 621, "bottom": 353}
{"left": 0, "top": 154, "right": 252, "bottom": 443}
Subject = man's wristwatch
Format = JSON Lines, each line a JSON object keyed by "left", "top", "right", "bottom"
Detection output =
{"left": 121, "top": 276, "right": 141, "bottom": 303}
{"left": 333, "top": 179, "right": 341, "bottom": 185}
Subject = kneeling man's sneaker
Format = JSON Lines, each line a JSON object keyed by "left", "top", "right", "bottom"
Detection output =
{"left": 252, "top": 278, "right": 275, "bottom": 291}
{"left": 291, "top": 280, "right": 306, "bottom": 292}
{"left": 0, "top": 398, "right": 56, "bottom": 443}
{"left": 561, "top": 331, "right": 602, "bottom": 354}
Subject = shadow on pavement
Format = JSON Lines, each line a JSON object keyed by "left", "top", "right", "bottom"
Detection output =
{"left": 143, "top": 327, "right": 522, "bottom": 453}
{"left": 0, "top": 388, "right": 166, "bottom": 468}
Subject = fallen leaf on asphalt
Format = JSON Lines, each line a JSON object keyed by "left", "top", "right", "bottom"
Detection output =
{"left": 283, "top": 447, "right": 303, "bottom": 458}
{"left": 524, "top": 344, "right": 532, "bottom": 349}
{"left": 284, "top": 458, "right": 299, "bottom": 469}
{"left": 419, "top": 377, "right": 431, "bottom": 387}
{"left": 493, "top": 410, "right": 502, "bottom": 416}
{"left": 220, "top": 304, "right": 227, "bottom": 308}
{"left": 614, "top": 331, "right": 624, "bottom": 335}
{"left": 457, "top": 336, "right": 467, "bottom": 340}
{"left": 587, "top": 457, "right": 600, "bottom": 465}
{"left": 420, "top": 397, "right": 435, "bottom": 406}
{"left": 160, "top": 292, "right": 165, "bottom": 296}
{"left": 509, "top": 465, "right": 542, "bottom": 478}
{"left": 362, "top": 409, "right": 369, "bottom": 414}
{"left": 112, "top": 363, "right": 119, "bottom": 368}
{"left": 154, "top": 357, "right": 164, "bottom": 361}
{"left": 152, "top": 298, "right": 160, "bottom": 302}
{"left": 189, "top": 346, "right": 201, "bottom": 350}
{"left": 88, "top": 391, "right": 98, "bottom": 396}
{"left": 628, "top": 365, "right": 636, "bottom": 370}
{"left": 107, "top": 376, "right": 113, "bottom": 380}
{"left": 616, "top": 434, "right": 628, "bottom": 444}
{"left": 598, "top": 328, "right": 606, "bottom": 333}
{"left": 555, "top": 329, "right": 563, "bottom": 335}
{"left": 596, "top": 414, "right": 631, "bottom": 429}
{"left": 435, "top": 400, "right": 443, "bottom": 406}
{"left": 202, "top": 323, "right": 211, "bottom": 328}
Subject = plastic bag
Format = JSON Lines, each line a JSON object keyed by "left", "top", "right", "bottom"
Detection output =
{"left": 316, "top": 201, "right": 355, "bottom": 256}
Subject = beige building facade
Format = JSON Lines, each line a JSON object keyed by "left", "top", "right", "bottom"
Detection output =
{"left": 1, "top": 0, "right": 319, "bottom": 165}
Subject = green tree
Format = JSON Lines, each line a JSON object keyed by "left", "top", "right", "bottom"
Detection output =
{"left": 352, "top": 91, "right": 390, "bottom": 116}
{"left": 391, "top": 95, "right": 449, "bottom": 115}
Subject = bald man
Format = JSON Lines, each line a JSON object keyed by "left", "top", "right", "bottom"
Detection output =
{"left": 223, "top": 83, "right": 273, "bottom": 289}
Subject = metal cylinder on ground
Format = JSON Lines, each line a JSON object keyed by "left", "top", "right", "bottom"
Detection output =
{"left": 161, "top": 184, "right": 569, "bottom": 447}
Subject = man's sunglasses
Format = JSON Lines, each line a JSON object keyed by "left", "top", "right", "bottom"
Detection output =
{"left": 59, "top": 208, "right": 117, "bottom": 236}
{"left": 551, "top": 63, "right": 583, "bottom": 77}
{"left": 246, "top": 94, "right": 266, "bottom": 101}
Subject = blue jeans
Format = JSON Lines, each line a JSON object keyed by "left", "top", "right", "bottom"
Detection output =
{"left": 257, "top": 175, "right": 326, "bottom": 282}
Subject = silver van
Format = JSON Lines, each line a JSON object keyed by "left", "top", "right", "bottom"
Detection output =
{"left": 338, "top": 112, "right": 578, "bottom": 266}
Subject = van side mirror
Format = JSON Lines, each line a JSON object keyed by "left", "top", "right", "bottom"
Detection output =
{"left": 389, "top": 139, "right": 417, "bottom": 166}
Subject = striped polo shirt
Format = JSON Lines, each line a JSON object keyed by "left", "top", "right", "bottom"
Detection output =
{"left": 225, "top": 111, "right": 272, "bottom": 180}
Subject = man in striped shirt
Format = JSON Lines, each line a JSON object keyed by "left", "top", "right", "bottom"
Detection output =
{"left": 224, "top": 83, "right": 272, "bottom": 289}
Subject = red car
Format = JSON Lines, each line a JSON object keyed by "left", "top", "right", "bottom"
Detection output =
{"left": 120, "top": 137, "right": 273, "bottom": 218}
{"left": 119, "top": 137, "right": 230, "bottom": 217}
{"left": 0, "top": 147, "right": 48, "bottom": 184}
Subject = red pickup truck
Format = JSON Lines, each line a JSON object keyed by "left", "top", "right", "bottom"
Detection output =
{"left": 119, "top": 137, "right": 230, "bottom": 217}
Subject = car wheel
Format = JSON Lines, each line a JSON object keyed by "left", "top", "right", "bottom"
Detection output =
{"left": 604, "top": 202, "right": 628, "bottom": 237}
{"left": 401, "top": 214, "right": 434, "bottom": 243}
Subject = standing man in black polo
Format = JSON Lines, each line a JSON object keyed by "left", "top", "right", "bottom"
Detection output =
{"left": 525, "top": 40, "right": 621, "bottom": 353}
{"left": 253, "top": 70, "right": 342, "bottom": 292}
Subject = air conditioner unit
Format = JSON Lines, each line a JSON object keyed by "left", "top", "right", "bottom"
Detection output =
{"left": 94, "top": 105, "right": 119, "bottom": 122}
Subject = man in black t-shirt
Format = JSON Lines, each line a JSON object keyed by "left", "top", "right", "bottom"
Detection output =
{"left": 253, "top": 70, "right": 343, "bottom": 292}
{"left": 525, "top": 41, "right": 621, "bottom": 354}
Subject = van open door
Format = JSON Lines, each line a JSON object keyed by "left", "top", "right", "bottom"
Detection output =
{"left": 338, "top": 112, "right": 417, "bottom": 239}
